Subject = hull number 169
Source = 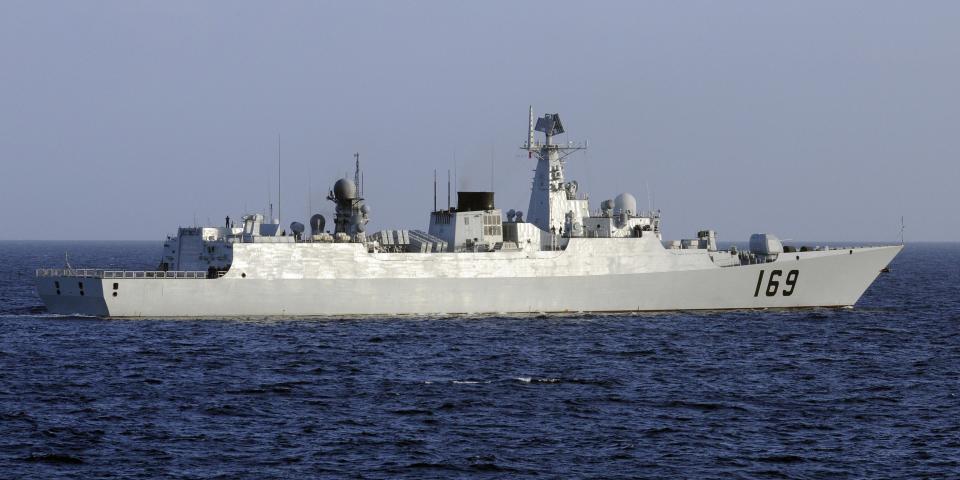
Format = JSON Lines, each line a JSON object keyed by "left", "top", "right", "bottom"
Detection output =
{"left": 753, "top": 269, "right": 799, "bottom": 297}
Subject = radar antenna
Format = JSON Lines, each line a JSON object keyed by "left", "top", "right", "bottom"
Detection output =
{"left": 522, "top": 106, "right": 589, "bottom": 231}
{"left": 524, "top": 106, "right": 587, "bottom": 162}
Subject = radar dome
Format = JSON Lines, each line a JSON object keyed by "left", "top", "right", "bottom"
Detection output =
{"left": 309, "top": 214, "right": 326, "bottom": 235}
{"left": 614, "top": 193, "right": 637, "bottom": 216}
{"left": 333, "top": 178, "right": 358, "bottom": 200}
{"left": 360, "top": 204, "right": 371, "bottom": 215}
{"left": 290, "top": 222, "right": 305, "bottom": 235}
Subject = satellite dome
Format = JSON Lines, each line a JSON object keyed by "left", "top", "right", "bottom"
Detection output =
{"left": 360, "top": 204, "right": 371, "bottom": 215}
{"left": 309, "top": 214, "right": 326, "bottom": 235}
{"left": 333, "top": 178, "right": 357, "bottom": 200}
{"left": 614, "top": 193, "right": 637, "bottom": 216}
{"left": 290, "top": 222, "right": 305, "bottom": 235}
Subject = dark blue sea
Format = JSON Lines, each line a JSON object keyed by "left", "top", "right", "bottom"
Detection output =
{"left": 1, "top": 241, "right": 958, "bottom": 479}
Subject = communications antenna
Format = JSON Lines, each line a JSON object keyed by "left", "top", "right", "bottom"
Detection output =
{"left": 277, "top": 134, "right": 281, "bottom": 224}
{"left": 899, "top": 216, "right": 905, "bottom": 245}
{"left": 524, "top": 105, "right": 587, "bottom": 162}
{"left": 354, "top": 152, "right": 361, "bottom": 197}
{"left": 490, "top": 142, "right": 495, "bottom": 191}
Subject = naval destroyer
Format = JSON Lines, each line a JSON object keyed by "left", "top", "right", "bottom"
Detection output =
{"left": 36, "top": 107, "right": 901, "bottom": 317}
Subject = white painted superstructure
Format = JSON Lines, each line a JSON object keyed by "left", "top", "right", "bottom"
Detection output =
{"left": 35, "top": 107, "right": 901, "bottom": 317}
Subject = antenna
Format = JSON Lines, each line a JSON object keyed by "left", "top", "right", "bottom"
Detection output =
{"left": 645, "top": 181, "right": 652, "bottom": 212}
{"left": 354, "top": 152, "right": 361, "bottom": 196}
{"left": 899, "top": 216, "right": 905, "bottom": 245}
{"left": 433, "top": 169, "right": 437, "bottom": 211}
{"left": 308, "top": 167, "right": 313, "bottom": 219}
{"left": 277, "top": 134, "right": 281, "bottom": 224}
{"left": 447, "top": 169, "right": 451, "bottom": 209}
{"left": 490, "top": 142, "right": 495, "bottom": 191}
{"left": 527, "top": 105, "right": 535, "bottom": 155}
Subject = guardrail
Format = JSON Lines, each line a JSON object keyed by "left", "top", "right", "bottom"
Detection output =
{"left": 36, "top": 269, "right": 208, "bottom": 279}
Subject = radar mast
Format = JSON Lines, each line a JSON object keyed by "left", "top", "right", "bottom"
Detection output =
{"left": 523, "top": 106, "right": 587, "bottom": 233}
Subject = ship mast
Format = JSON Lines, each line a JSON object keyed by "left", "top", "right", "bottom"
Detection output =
{"left": 524, "top": 106, "right": 587, "bottom": 232}
{"left": 354, "top": 152, "right": 361, "bottom": 197}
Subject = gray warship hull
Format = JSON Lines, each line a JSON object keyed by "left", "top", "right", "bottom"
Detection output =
{"left": 36, "top": 238, "right": 901, "bottom": 317}
{"left": 35, "top": 107, "right": 903, "bottom": 318}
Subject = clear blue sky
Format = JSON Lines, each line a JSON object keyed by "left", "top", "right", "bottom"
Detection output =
{"left": 1, "top": 1, "right": 957, "bottom": 241}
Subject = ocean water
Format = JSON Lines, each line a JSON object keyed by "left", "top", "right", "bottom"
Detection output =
{"left": 0, "top": 241, "right": 958, "bottom": 479}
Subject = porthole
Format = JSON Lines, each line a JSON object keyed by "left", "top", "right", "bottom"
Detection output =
{"left": 56, "top": 290, "right": 61, "bottom": 295}
{"left": 241, "top": 273, "right": 246, "bottom": 278}
{"left": 112, "top": 292, "right": 118, "bottom": 297}
{"left": 78, "top": 281, "right": 84, "bottom": 289}
{"left": 113, "top": 283, "right": 119, "bottom": 290}
{"left": 849, "top": 250, "right": 853, "bottom": 254}
{"left": 80, "top": 291, "right": 85, "bottom": 296}
{"left": 54, "top": 281, "right": 60, "bottom": 289}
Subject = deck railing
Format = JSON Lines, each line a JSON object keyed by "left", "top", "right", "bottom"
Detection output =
{"left": 35, "top": 269, "right": 208, "bottom": 279}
